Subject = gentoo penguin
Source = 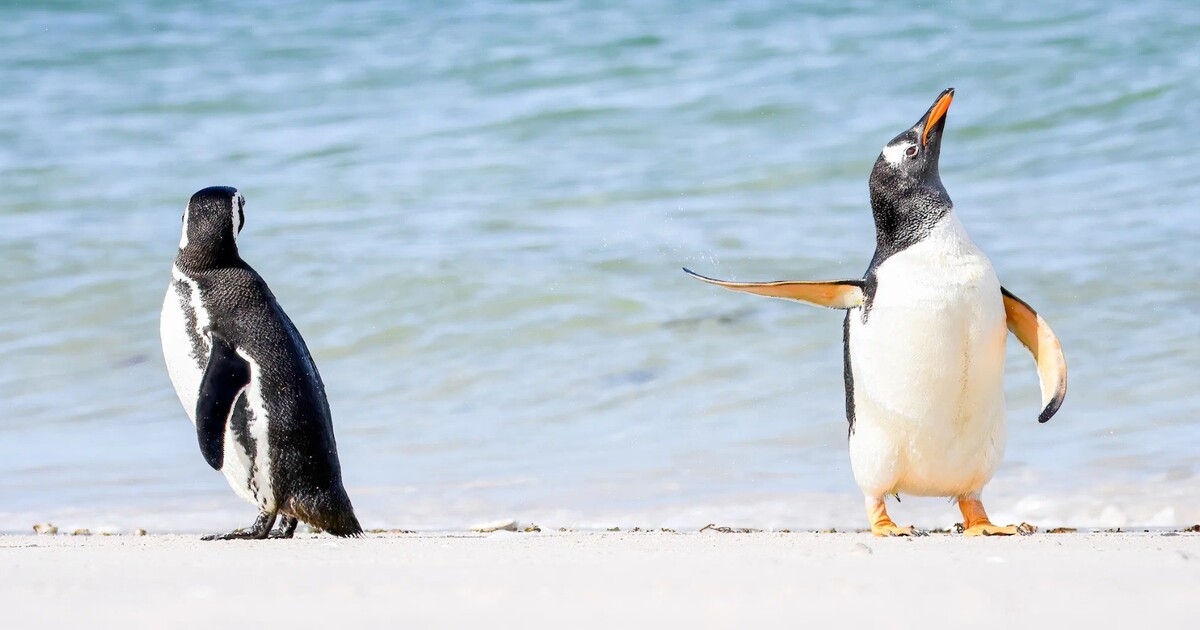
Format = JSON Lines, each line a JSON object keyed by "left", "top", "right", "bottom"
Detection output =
{"left": 685, "top": 88, "right": 1067, "bottom": 536}
{"left": 160, "top": 186, "right": 362, "bottom": 540}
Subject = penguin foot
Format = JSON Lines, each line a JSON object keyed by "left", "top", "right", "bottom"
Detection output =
{"left": 956, "top": 497, "right": 1034, "bottom": 537}
{"left": 871, "top": 523, "right": 928, "bottom": 537}
{"left": 865, "top": 496, "right": 926, "bottom": 537}
{"left": 268, "top": 516, "right": 299, "bottom": 539}
{"left": 202, "top": 530, "right": 268, "bottom": 541}
{"left": 959, "top": 521, "right": 1036, "bottom": 537}
{"left": 202, "top": 511, "right": 277, "bottom": 541}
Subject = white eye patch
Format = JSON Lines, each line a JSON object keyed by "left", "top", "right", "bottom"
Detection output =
{"left": 231, "top": 192, "right": 245, "bottom": 240}
{"left": 881, "top": 141, "right": 916, "bottom": 166}
{"left": 180, "top": 203, "right": 190, "bottom": 249}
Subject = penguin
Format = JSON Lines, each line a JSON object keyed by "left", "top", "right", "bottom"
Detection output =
{"left": 685, "top": 88, "right": 1067, "bottom": 536}
{"left": 160, "top": 186, "right": 362, "bottom": 540}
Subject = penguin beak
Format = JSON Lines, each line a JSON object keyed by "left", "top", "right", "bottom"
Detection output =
{"left": 920, "top": 88, "right": 954, "bottom": 147}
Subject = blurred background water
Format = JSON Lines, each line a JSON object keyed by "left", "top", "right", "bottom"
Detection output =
{"left": 1, "top": 0, "right": 1197, "bottom": 533}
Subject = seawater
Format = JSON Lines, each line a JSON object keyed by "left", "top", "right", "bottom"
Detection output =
{"left": 1, "top": 0, "right": 1198, "bottom": 532}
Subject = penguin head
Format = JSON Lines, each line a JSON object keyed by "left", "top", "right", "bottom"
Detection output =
{"left": 868, "top": 88, "right": 955, "bottom": 243}
{"left": 177, "top": 186, "right": 246, "bottom": 266}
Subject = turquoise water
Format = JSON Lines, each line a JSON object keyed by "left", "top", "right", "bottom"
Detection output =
{"left": 1, "top": 1, "right": 1198, "bottom": 532}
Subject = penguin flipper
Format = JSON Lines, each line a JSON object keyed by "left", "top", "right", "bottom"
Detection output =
{"left": 195, "top": 332, "right": 251, "bottom": 470}
{"left": 1001, "top": 287, "right": 1067, "bottom": 423}
{"left": 683, "top": 268, "right": 864, "bottom": 309}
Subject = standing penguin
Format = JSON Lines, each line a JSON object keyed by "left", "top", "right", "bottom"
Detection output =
{"left": 160, "top": 186, "right": 362, "bottom": 540}
{"left": 685, "top": 89, "right": 1067, "bottom": 536}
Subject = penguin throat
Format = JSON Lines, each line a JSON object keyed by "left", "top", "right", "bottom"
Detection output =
{"left": 869, "top": 184, "right": 952, "bottom": 256}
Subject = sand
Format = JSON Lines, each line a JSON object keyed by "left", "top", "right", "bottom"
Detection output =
{"left": 4, "top": 530, "right": 1198, "bottom": 628}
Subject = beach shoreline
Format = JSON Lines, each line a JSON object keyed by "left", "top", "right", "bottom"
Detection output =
{"left": 6, "top": 531, "right": 1198, "bottom": 628}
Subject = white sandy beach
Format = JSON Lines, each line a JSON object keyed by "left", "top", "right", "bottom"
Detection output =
{"left": 5, "top": 530, "right": 1198, "bottom": 628}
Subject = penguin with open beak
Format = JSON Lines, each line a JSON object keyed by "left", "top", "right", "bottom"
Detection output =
{"left": 686, "top": 89, "right": 1066, "bottom": 536}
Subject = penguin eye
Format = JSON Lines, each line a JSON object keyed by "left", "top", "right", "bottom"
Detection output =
{"left": 904, "top": 145, "right": 919, "bottom": 158}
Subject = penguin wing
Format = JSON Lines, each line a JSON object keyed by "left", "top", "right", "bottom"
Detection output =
{"left": 195, "top": 331, "right": 252, "bottom": 470}
{"left": 683, "top": 268, "right": 864, "bottom": 309}
{"left": 1001, "top": 287, "right": 1067, "bottom": 423}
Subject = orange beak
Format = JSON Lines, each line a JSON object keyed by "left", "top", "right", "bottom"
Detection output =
{"left": 921, "top": 90, "right": 954, "bottom": 146}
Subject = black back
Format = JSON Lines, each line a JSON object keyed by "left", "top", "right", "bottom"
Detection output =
{"left": 175, "top": 186, "right": 360, "bottom": 535}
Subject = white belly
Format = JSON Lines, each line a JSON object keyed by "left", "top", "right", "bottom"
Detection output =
{"left": 847, "top": 214, "right": 1008, "bottom": 498}
{"left": 160, "top": 268, "right": 272, "bottom": 509}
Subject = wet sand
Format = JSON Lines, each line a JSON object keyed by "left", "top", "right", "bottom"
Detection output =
{"left": 4, "top": 530, "right": 1198, "bottom": 628}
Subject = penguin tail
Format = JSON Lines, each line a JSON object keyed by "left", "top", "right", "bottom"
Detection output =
{"left": 287, "top": 490, "right": 364, "bottom": 538}
{"left": 311, "top": 506, "right": 363, "bottom": 538}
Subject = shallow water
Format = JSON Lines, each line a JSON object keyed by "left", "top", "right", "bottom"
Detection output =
{"left": 1, "top": 1, "right": 1198, "bottom": 532}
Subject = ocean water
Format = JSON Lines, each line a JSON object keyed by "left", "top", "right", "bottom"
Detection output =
{"left": 1, "top": 0, "right": 1198, "bottom": 533}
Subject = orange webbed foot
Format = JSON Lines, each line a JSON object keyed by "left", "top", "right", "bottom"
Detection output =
{"left": 957, "top": 497, "right": 1035, "bottom": 536}
{"left": 867, "top": 497, "right": 927, "bottom": 537}
{"left": 872, "top": 522, "right": 928, "bottom": 537}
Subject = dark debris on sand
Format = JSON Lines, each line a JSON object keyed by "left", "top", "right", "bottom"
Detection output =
{"left": 700, "top": 524, "right": 761, "bottom": 534}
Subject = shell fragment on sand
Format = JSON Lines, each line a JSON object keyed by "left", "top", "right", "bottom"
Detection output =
{"left": 469, "top": 519, "right": 518, "bottom": 533}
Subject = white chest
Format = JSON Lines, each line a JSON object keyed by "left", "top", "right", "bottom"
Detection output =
{"left": 849, "top": 214, "right": 1007, "bottom": 423}
{"left": 846, "top": 214, "right": 1010, "bottom": 497}
{"left": 160, "top": 267, "right": 209, "bottom": 423}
